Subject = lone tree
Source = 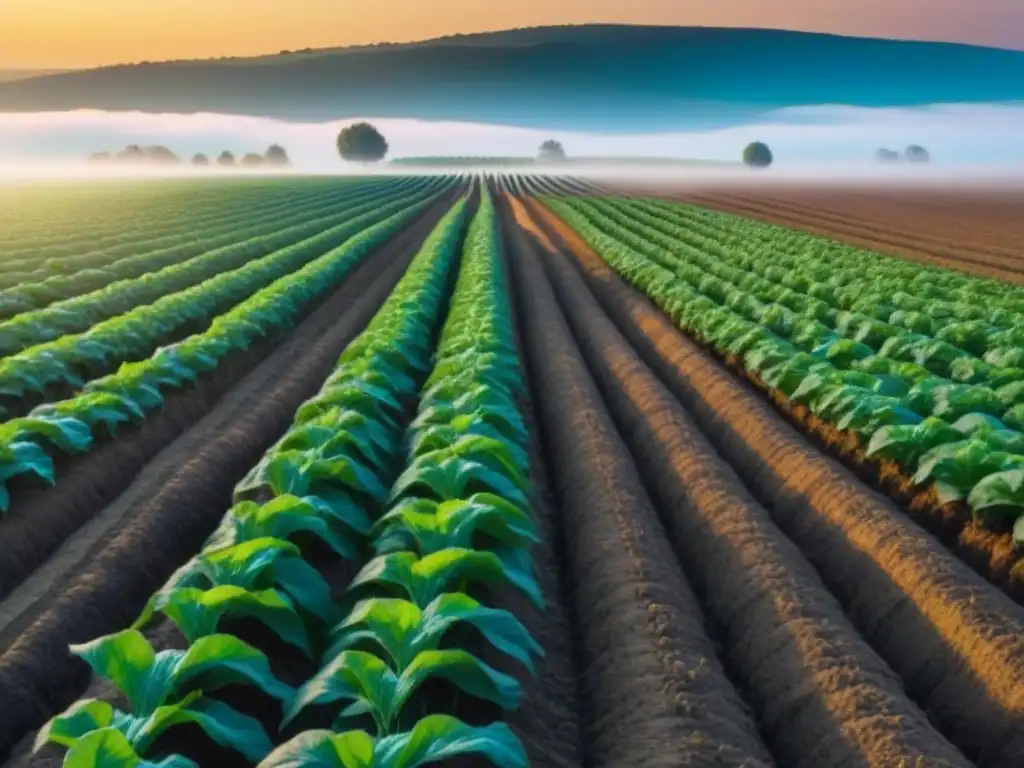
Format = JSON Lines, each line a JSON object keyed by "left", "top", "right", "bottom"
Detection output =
{"left": 264, "top": 144, "right": 290, "bottom": 166}
{"left": 742, "top": 142, "right": 773, "bottom": 168}
{"left": 538, "top": 139, "right": 566, "bottom": 162}
{"left": 217, "top": 150, "right": 236, "bottom": 167}
{"left": 336, "top": 123, "right": 389, "bottom": 163}
{"left": 192, "top": 153, "right": 210, "bottom": 166}
{"left": 904, "top": 145, "right": 930, "bottom": 163}
{"left": 876, "top": 148, "right": 900, "bottom": 163}
{"left": 240, "top": 153, "right": 266, "bottom": 167}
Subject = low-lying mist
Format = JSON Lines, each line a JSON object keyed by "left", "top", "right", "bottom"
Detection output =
{"left": 2, "top": 103, "right": 1024, "bottom": 186}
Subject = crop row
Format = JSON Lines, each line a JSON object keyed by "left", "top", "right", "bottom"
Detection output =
{"left": 0, "top": 178, "right": 405, "bottom": 303}
{"left": 0, "top": 182, "right": 451, "bottom": 510}
{"left": 544, "top": 195, "right": 1024, "bottom": 544}
{"left": 0, "top": 179, "right": 347, "bottom": 261}
{"left": 0, "top": 179, "right": 445, "bottom": 420}
{"left": 0, "top": 180, "right": 324, "bottom": 278}
{"left": 32, "top": 188, "right": 536, "bottom": 767}
{"left": 0, "top": 177, "right": 427, "bottom": 347}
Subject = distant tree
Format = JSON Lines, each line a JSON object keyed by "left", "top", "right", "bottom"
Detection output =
{"left": 264, "top": 144, "right": 290, "bottom": 166}
{"left": 116, "top": 144, "right": 145, "bottom": 161}
{"left": 217, "top": 150, "right": 236, "bottom": 167}
{"left": 87, "top": 151, "right": 112, "bottom": 163}
{"left": 743, "top": 142, "right": 773, "bottom": 168}
{"left": 538, "top": 139, "right": 566, "bottom": 162}
{"left": 336, "top": 123, "right": 389, "bottom": 163}
{"left": 143, "top": 145, "right": 180, "bottom": 164}
{"left": 240, "top": 153, "right": 266, "bottom": 167}
{"left": 192, "top": 153, "right": 210, "bottom": 166}
{"left": 904, "top": 145, "right": 930, "bottom": 163}
{"left": 876, "top": 148, "right": 900, "bottom": 163}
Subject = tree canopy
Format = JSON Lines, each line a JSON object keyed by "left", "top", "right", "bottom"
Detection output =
{"left": 742, "top": 141, "right": 773, "bottom": 168}
{"left": 904, "top": 145, "right": 930, "bottom": 163}
{"left": 192, "top": 153, "right": 210, "bottom": 166}
{"left": 337, "top": 123, "right": 389, "bottom": 163}
{"left": 217, "top": 150, "right": 236, "bottom": 166}
{"left": 240, "top": 153, "right": 266, "bottom": 167}
{"left": 265, "top": 144, "right": 290, "bottom": 166}
{"left": 538, "top": 139, "right": 567, "bottom": 162}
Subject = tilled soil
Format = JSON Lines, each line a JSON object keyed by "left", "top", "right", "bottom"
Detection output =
{"left": 524, "top": 199, "right": 969, "bottom": 768}
{"left": 504, "top": 197, "right": 775, "bottom": 768}
{"left": 520, "top": 192, "right": 1024, "bottom": 767}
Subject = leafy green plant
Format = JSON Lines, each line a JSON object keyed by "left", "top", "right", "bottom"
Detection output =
{"left": 260, "top": 715, "right": 527, "bottom": 768}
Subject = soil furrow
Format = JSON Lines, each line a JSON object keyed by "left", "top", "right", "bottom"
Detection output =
{"left": 525, "top": 195, "right": 1024, "bottom": 768}
{"left": 515, "top": 194, "right": 970, "bottom": 768}
{"left": 504, "top": 197, "right": 774, "bottom": 768}
{"left": 0, "top": 196, "right": 456, "bottom": 762}
{"left": 475, "top": 198, "right": 584, "bottom": 768}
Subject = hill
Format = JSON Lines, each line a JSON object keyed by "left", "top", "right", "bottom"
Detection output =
{"left": 1, "top": 25, "right": 1023, "bottom": 131}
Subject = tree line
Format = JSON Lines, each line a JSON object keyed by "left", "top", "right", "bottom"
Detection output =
{"left": 336, "top": 123, "right": 778, "bottom": 168}
{"left": 88, "top": 144, "right": 291, "bottom": 167}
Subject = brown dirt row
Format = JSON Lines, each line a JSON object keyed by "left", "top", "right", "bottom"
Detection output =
{"left": 517, "top": 194, "right": 970, "bottom": 767}
{"left": 0, "top": 196, "right": 459, "bottom": 763}
{"left": 502, "top": 197, "right": 775, "bottom": 768}
{"left": 695, "top": 191, "right": 1024, "bottom": 261}
{"left": 525, "top": 196, "right": 1024, "bottom": 767}
{"left": 611, "top": 185, "right": 1024, "bottom": 283}
{"left": 0, "top": 193, "right": 458, "bottom": 606}
{"left": 477, "top": 212, "right": 584, "bottom": 768}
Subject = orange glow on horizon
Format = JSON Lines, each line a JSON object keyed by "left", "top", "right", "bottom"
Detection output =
{"left": 1, "top": 0, "right": 1023, "bottom": 69}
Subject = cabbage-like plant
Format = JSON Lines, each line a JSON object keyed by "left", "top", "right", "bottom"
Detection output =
{"left": 206, "top": 494, "right": 371, "bottom": 559}
{"left": 389, "top": 436, "right": 529, "bottom": 506}
{"left": 69, "top": 629, "right": 293, "bottom": 714}
{"left": 324, "top": 593, "right": 543, "bottom": 671}
{"left": 36, "top": 691, "right": 272, "bottom": 762}
{"left": 155, "top": 537, "right": 334, "bottom": 623}
{"left": 371, "top": 495, "right": 537, "bottom": 556}
{"left": 132, "top": 585, "right": 313, "bottom": 656}
{"left": 282, "top": 648, "right": 520, "bottom": 733}
{"left": 35, "top": 629, "right": 293, "bottom": 762}
{"left": 261, "top": 715, "right": 527, "bottom": 768}
{"left": 39, "top": 727, "right": 200, "bottom": 768}
{"left": 350, "top": 548, "right": 542, "bottom": 609}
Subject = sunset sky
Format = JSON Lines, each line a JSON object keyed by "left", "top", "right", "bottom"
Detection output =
{"left": 2, "top": 0, "right": 1022, "bottom": 69}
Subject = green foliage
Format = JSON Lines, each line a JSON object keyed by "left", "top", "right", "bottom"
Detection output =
{"left": 742, "top": 141, "right": 773, "bottom": 168}
{"left": 337, "top": 123, "right": 389, "bottom": 163}
{"left": 545, "top": 191, "right": 1024, "bottom": 533}
{"left": 261, "top": 716, "right": 527, "bottom": 768}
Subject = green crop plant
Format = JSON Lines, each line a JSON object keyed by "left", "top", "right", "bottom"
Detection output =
{"left": 271, "top": 187, "right": 540, "bottom": 765}
{"left": 0, "top": 185, "right": 454, "bottom": 510}
{"left": 34, "top": 195, "right": 474, "bottom": 766}
{"left": 546, "top": 193, "right": 1024, "bottom": 542}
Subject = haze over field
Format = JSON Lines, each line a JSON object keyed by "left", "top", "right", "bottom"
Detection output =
{"left": 1, "top": 103, "right": 1023, "bottom": 177}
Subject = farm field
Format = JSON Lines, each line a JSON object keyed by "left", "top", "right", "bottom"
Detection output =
{"left": 597, "top": 178, "right": 1024, "bottom": 283}
{"left": 0, "top": 173, "right": 1022, "bottom": 768}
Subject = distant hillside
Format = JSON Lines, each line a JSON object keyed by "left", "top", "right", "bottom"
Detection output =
{"left": 2, "top": 25, "right": 1024, "bottom": 131}
{"left": 0, "top": 70, "right": 69, "bottom": 83}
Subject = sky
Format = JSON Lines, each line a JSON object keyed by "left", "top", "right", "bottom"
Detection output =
{"left": 1, "top": 0, "right": 1023, "bottom": 69}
